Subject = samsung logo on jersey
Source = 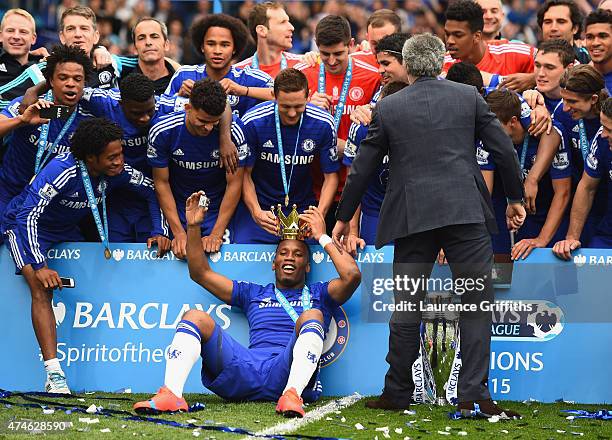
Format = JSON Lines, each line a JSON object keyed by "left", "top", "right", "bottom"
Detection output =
{"left": 59, "top": 196, "right": 103, "bottom": 209}
{"left": 331, "top": 105, "right": 358, "bottom": 116}
{"left": 122, "top": 136, "right": 148, "bottom": 148}
{"left": 260, "top": 152, "right": 315, "bottom": 165}
{"left": 29, "top": 135, "right": 71, "bottom": 155}
{"left": 173, "top": 159, "right": 219, "bottom": 169}
{"left": 258, "top": 297, "right": 302, "bottom": 309}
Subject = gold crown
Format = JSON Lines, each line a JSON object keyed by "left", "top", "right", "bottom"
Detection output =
{"left": 272, "top": 204, "right": 310, "bottom": 240}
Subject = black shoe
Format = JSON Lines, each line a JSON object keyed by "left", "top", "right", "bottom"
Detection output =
{"left": 365, "top": 395, "right": 410, "bottom": 411}
{"left": 458, "top": 399, "right": 522, "bottom": 419}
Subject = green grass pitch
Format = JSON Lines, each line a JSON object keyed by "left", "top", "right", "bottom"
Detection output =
{"left": 0, "top": 392, "right": 609, "bottom": 439}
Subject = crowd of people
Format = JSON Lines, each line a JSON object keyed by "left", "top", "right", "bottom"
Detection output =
{"left": 0, "top": 0, "right": 611, "bottom": 419}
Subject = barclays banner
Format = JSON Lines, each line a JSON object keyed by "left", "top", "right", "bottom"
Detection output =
{"left": 1, "top": 244, "right": 611, "bottom": 403}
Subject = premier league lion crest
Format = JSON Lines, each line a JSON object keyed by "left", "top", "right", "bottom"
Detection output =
{"left": 227, "top": 95, "right": 239, "bottom": 106}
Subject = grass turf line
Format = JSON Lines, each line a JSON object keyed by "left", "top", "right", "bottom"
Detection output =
{"left": 0, "top": 393, "right": 609, "bottom": 439}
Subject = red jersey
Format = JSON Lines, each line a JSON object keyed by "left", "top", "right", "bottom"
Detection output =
{"left": 296, "top": 58, "right": 380, "bottom": 201}
{"left": 234, "top": 51, "right": 302, "bottom": 78}
{"left": 443, "top": 41, "right": 535, "bottom": 75}
{"left": 296, "top": 58, "right": 380, "bottom": 140}
{"left": 351, "top": 50, "right": 378, "bottom": 67}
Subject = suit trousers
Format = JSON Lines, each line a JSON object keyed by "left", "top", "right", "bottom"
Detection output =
{"left": 383, "top": 223, "right": 494, "bottom": 405}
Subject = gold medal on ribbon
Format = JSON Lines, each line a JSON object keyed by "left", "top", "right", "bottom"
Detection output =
{"left": 104, "top": 248, "right": 111, "bottom": 260}
{"left": 284, "top": 195, "right": 289, "bottom": 207}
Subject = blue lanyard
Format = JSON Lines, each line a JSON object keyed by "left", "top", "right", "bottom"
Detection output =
{"left": 274, "top": 285, "right": 312, "bottom": 323}
{"left": 252, "top": 52, "right": 287, "bottom": 70}
{"left": 578, "top": 119, "right": 590, "bottom": 161}
{"left": 318, "top": 58, "right": 352, "bottom": 131}
{"left": 519, "top": 134, "right": 530, "bottom": 176}
{"left": 77, "top": 160, "right": 111, "bottom": 259}
{"left": 274, "top": 104, "right": 303, "bottom": 207}
{"left": 35, "top": 91, "right": 77, "bottom": 174}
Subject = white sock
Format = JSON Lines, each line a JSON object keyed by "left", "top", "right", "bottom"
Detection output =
{"left": 284, "top": 320, "right": 324, "bottom": 396}
{"left": 44, "top": 358, "right": 62, "bottom": 374}
{"left": 164, "top": 320, "right": 202, "bottom": 398}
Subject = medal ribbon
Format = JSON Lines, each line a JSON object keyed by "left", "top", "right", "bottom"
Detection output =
{"left": 274, "top": 285, "right": 312, "bottom": 323}
{"left": 252, "top": 52, "right": 287, "bottom": 70}
{"left": 35, "top": 90, "right": 78, "bottom": 174}
{"left": 519, "top": 134, "right": 530, "bottom": 180}
{"left": 77, "top": 160, "right": 110, "bottom": 257}
{"left": 578, "top": 119, "right": 590, "bottom": 161}
{"left": 318, "top": 58, "right": 352, "bottom": 131}
{"left": 274, "top": 104, "right": 303, "bottom": 206}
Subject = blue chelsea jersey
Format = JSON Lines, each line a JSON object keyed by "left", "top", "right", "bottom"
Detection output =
{"left": 0, "top": 97, "right": 94, "bottom": 200}
{"left": 343, "top": 121, "right": 387, "bottom": 216}
{"left": 164, "top": 65, "right": 273, "bottom": 117}
{"left": 231, "top": 280, "right": 338, "bottom": 350}
{"left": 242, "top": 102, "right": 339, "bottom": 210}
{"left": 2, "top": 153, "right": 163, "bottom": 269}
{"left": 147, "top": 111, "right": 248, "bottom": 212}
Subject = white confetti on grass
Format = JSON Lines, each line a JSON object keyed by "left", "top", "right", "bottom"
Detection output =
{"left": 355, "top": 423, "right": 365, "bottom": 430}
{"left": 242, "top": 393, "right": 363, "bottom": 439}
{"left": 42, "top": 408, "right": 55, "bottom": 414}
{"left": 86, "top": 404, "right": 99, "bottom": 414}
{"left": 437, "top": 430, "right": 450, "bottom": 435}
{"left": 100, "top": 428, "right": 111, "bottom": 433}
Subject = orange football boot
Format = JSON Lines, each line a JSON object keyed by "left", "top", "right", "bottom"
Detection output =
{"left": 275, "top": 387, "right": 305, "bottom": 418}
{"left": 133, "top": 386, "right": 188, "bottom": 414}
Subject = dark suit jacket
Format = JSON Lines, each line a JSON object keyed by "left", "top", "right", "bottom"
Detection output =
{"left": 336, "top": 77, "right": 524, "bottom": 249}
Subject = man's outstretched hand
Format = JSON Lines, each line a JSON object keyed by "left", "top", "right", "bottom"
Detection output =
{"left": 332, "top": 220, "right": 350, "bottom": 253}
{"left": 506, "top": 203, "right": 526, "bottom": 232}
{"left": 185, "top": 191, "right": 208, "bottom": 226}
{"left": 299, "top": 206, "right": 326, "bottom": 241}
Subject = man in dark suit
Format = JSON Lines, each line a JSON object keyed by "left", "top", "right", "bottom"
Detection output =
{"left": 333, "top": 33, "right": 526, "bottom": 417}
